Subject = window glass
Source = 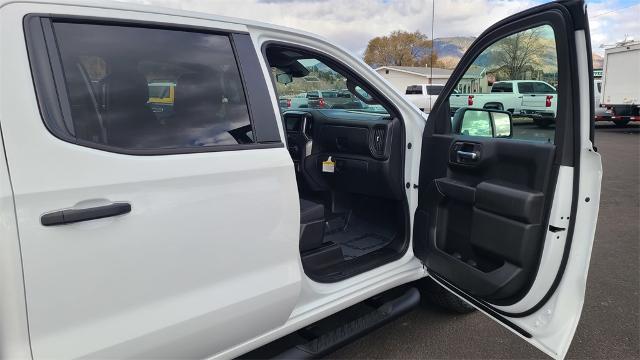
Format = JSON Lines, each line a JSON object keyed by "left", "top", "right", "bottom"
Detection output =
{"left": 406, "top": 85, "right": 423, "bottom": 95}
{"left": 448, "top": 24, "right": 558, "bottom": 142}
{"left": 426, "top": 85, "right": 444, "bottom": 95}
{"left": 491, "top": 82, "right": 513, "bottom": 93}
{"left": 53, "top": 22, "right": 253, "bottom": 150}
{"left": 271, "top": 57, "right": 390, "bottom": 115}
{"left": 518, "top": 82, "right": 535, "bottom": 94}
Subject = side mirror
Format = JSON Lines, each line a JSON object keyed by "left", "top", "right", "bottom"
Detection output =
{"left": 276, "top": 73, "right": 293, "bottom": 85}
{"left": 452, "top": 107, "right": 513, "bottom": 138}
{"left": 346, "top": 79, "right": 377, "bottom": 104}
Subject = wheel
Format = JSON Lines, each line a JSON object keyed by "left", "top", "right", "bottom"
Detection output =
{"left": 418, "top": 278, "right": 476, "bottom": 314}
{"left": 534, "top": 117, "right": 552, "bottom": 128}
{"left": 613, "top": 119, "right": 630, "bottom": 127}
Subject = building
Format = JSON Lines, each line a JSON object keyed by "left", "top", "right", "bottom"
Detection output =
{"left": 375, "top": 66, "right": 453, "bottom": 93}
{"left": 455, "top": 65, "right": 488, "bottom": 93}
{"left": 375, "top": 65, "right": 491, "bottom": 94}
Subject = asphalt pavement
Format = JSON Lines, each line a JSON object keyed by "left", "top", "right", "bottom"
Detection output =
{"left": 328, "top": 122, "right": 640, "bottom": 359}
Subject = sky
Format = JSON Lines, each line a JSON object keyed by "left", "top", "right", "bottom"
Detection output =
{"left": 118, "top": 0, "right": 640, "bottom": 56}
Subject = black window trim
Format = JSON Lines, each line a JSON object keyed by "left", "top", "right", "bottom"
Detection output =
{"left": 23, "top": 13, "right": 283, "bottom": 156}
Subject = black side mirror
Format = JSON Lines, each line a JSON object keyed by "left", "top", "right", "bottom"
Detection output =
{"left": 452, "top": 107, "right": 513, "bottom": 138}
{"left": 346, "top": 79, "right": 377, "bottom": 104}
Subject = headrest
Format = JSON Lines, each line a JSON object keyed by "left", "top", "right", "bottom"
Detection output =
{"left": 174, "top": 72, "right": 224, "bottom": 114}
{"left": 106, "top": 72, "right": 150, "bottom": 109}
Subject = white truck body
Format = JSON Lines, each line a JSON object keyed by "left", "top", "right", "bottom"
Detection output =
{"left": 0, "top": 1, "right": 601, "bottom": 359}
{"left": 449, "top": 80, "right": 558, "bottom": 126}
{"left": 404, "top": 84, "right": 445, "bottom": 112}
{"left": 600, "top": 40, "right": 640, "bottom": 120}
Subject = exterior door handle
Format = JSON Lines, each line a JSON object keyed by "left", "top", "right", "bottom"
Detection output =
{"left": 41, "top": 202, "right": 131, "bottom": 226}
{"left": 457, "top": 150, "right": 479, "bottom": 160}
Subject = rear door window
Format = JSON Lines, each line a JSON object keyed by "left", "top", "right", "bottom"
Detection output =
{"left": 518, "top": 82, "right": 536, "bottom": 93}
{"left": 48, "top": 22, "right": 255, "bottom": 151}
{"left": 533, "top": 82, "right": 556, "bottom": 93}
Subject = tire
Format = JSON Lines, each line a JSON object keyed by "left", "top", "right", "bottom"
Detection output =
{"left": 613, "top": 119, "right": 630, "bottom": 127}
{"left": 418, "top": 278, "right": 476, "bottom": 314}
{"left": 533, "top": 117, "right": 552, "bottom": 128}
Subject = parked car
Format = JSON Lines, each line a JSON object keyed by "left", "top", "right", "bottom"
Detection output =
{"left": 404, "top": 84, "right": 445, "bottom": 112}
{"left": 0, "top": 1, "right": 601, "bottom": 359}
{"left": 279, "top": 93, "right": 310, "bottom": 109}
{"left": 600, "top": 39, "right": 640, "bottom": 126}
{"left": 450, "top": 80, "right": 558, "bottom": 127}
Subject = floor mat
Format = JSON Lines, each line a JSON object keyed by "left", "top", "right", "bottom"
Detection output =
{"left": 340, "top": 233, "right": 393, "bottom": 259}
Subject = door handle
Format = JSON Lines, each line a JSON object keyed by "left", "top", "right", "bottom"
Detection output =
{"left": 41, "top": 202, "right": 131, "bottom": 226}
{"left": 457, "top": 150, "right": 479, "bottom": 161}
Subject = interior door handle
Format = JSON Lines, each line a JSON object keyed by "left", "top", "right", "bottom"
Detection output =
{"left": 457, "top": 150, "right": 479, "bottom": 160}
{"left": 41, "top": 202, "right": 131, "bottom": 226}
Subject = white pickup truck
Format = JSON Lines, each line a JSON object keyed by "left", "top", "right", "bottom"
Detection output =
{"left": 0, "top": 1, "right": 601, "bottom": 359}
{"left": 404, "top": 84, "right": 445, "bottom": 112}
{"left": 450, "top": 80, "right": 558, "bottom": 127}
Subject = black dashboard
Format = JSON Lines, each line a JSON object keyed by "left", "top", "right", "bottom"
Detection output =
{"left": 283, "top": 109, "right": 404, "bottom": 200}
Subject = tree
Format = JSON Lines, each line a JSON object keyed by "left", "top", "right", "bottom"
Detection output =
{"left": 492, "top": 27, "right": 551, "bottom": 79}
{"left": 364, "top": 30, "right": 438, "bottom": 68}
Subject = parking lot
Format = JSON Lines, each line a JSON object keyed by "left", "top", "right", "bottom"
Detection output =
{"left": 329, "top": 122, "right": 640, "bottom": 359}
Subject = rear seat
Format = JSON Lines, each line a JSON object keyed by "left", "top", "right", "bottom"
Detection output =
{"left": 299, "top": 199, "right": 325, "bottom": 252}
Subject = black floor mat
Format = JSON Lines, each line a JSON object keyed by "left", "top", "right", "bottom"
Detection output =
{"left": 340, "top": 233, "right": 393, "bottom": 259}
{"left": 324, "top": 211, "right": 395, "bottom": 260}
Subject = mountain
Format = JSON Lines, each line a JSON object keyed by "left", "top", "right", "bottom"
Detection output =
{"left": 433, "top": 36, "right": 476, "bottom": 69}
{"left": 434, "top": 36, "right": 604, "bottom": 71}
{"left": 433, "top": 36, "right": 476, "bottom": 58}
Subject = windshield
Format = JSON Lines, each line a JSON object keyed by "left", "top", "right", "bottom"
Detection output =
{"left": 271, "top": 57, "right": 390, "bottom": 116}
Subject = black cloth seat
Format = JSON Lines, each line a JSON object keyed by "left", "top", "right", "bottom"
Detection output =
{"left": 299, "top": 199, "right": 325, "bottom": 253}
{"left": 300, "top": 199, "right": 324, "bottom": 223}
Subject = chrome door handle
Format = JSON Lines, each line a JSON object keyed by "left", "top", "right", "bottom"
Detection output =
{"left": 457, "top": 151, "right": 478, "bottom": 160}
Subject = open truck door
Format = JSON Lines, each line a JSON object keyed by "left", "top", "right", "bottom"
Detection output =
{"left": 413, "top": 1, "right": 602, "bottom": 358}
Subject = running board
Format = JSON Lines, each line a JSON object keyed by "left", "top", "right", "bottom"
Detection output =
{"left": 273, "top": 287, "right": 420, "bottom": 359}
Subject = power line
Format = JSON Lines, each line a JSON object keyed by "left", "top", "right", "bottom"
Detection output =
{"left": 590, "top": 2, "right": 640, "bottom": 18}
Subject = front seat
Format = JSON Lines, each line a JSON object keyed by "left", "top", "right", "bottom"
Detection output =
{"left": 299, "top": 199, "right": 325, "bottom": 252}
{"left": 104, "top": 71, "right": 157, "bottom": 148}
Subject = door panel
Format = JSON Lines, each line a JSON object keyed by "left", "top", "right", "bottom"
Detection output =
{"left": 416, "top": 135, "right": 556, "bottom": 301}
{"left": 414, "top": 1, "right": 602, "bottom": 358}
{"left": 1, "top": 4, "right": 301, "bottom": 358}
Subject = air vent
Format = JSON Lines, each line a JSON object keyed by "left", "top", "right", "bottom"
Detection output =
{"left": 371, "top": 126, "right": 387, "bottom": 158}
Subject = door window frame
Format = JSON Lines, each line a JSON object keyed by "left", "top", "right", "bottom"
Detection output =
{"left": 23, "top": 14, "right": 283, "bottom": 155}
{"left": 428, "top": 9, "right": 578, "bottom": 167}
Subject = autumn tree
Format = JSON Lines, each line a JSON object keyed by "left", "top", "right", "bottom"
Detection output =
{"left": 364, "top": 30, "right": 438, "bottom": 68}
{"left": 492, "top": 27, "right": 552, "bottom": 79}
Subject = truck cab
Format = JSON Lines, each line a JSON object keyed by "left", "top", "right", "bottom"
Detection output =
{"left": 0, "top": 1, "right": 601, "bottom": 359}
{"left": 450, "top": 80, "right": 558, "bottom": 128}
{"left": 404, "top": 84, "right": 445, "bottom": 112}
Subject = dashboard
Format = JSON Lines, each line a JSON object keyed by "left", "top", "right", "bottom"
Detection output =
{"left": 283, "top": 109, "right": 404, "bottom": 200}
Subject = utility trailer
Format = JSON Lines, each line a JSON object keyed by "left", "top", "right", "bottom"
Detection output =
{"left": 600, "top": 40, "right": 640, "bottom": 126}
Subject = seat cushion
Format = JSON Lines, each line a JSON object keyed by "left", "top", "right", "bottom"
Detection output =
{"left": 300, "top": 199, "right": 324, "bottom": 224}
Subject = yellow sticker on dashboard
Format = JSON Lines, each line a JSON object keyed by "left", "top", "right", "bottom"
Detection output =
{"left": 322, "top": 156, "right": 335, "bottom": 173}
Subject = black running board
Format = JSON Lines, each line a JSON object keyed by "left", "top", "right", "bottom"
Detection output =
{"left": 273, "top": 287, "right": 420, "bottom": 359}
